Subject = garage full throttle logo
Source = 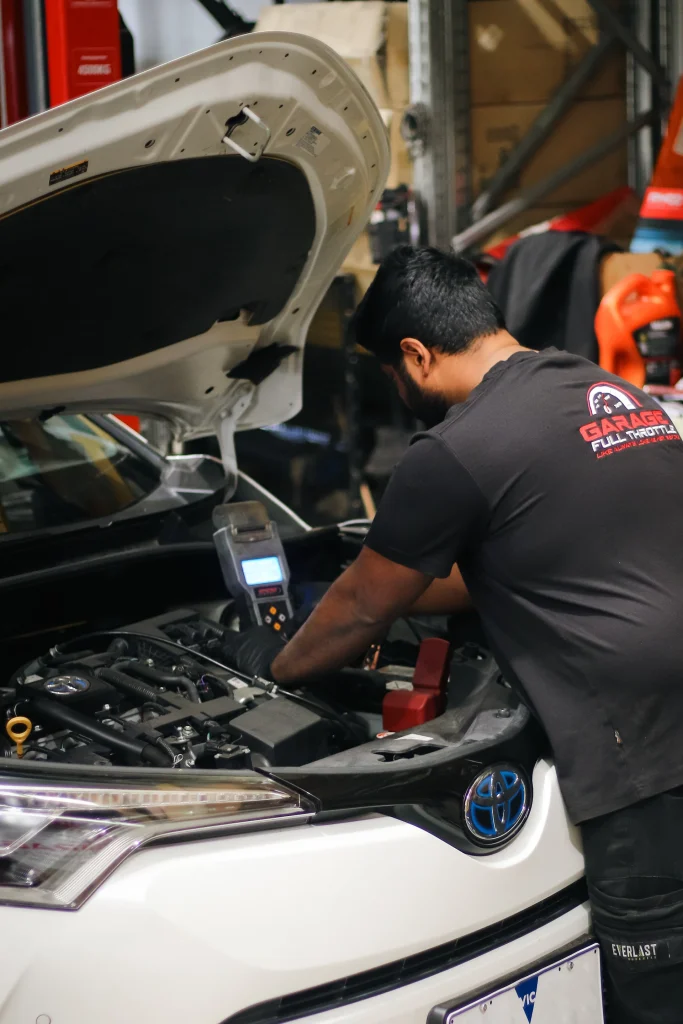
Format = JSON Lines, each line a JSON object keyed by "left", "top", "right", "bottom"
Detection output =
{"left": 580, "top": 382, "right": 679, "bottom": 459}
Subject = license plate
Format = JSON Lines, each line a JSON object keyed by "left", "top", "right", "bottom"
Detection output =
{"left": 432, "top": 944, "right": 604, "bottom": 1024}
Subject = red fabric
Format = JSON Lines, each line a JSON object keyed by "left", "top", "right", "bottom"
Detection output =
{"left": 483, "top": 187, "right": 637, "bottom": 265}
{"left": 0, "top": 0, "right": 27, "bottom": 125}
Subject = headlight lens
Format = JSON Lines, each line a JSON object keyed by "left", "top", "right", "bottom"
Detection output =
{"left": 0, "top": 773, "right": 310, "bottom": 909}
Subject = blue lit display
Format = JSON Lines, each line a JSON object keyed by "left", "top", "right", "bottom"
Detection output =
{"left": 241, "top": 556, "right": 284, "bottom": 586}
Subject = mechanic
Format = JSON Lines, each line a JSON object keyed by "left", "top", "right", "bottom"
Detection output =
{"left": 224, "top": 245, "right": 683, "bottom": 1023}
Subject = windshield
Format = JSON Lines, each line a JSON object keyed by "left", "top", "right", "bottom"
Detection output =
{"left": 0, "top": 415, "right": 160, "bottom": 534}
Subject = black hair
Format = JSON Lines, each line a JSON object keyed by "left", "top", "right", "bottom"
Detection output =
{"left": 350, "top": 245, "right": 506, "bottom": 366}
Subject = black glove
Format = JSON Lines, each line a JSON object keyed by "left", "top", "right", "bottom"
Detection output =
{"left": 220, "top": 625, "right": 286, "bottom": 680}
{"left": 284, "top": 604, "right": 312, "bottom": 640}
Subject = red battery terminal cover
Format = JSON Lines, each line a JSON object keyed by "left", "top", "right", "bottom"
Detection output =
{"left": 382, "top": 637, "right": 451, "bottom": 732}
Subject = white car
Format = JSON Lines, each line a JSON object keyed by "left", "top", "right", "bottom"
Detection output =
{"left": 0, "top": 32, "right": 602, "bottom": 1024}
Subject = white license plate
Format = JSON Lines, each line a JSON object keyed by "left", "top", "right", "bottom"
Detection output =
{"left": 440, "top": 945, "right": 604, "bottom": 1024}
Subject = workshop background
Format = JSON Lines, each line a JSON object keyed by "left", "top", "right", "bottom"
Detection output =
{"left": 4, "top": 0, "right": 682, "bottom": 525}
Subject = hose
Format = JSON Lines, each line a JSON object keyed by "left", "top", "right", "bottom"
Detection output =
{"left": 198, "top": 673, "right": 234, "bottom": 697}
{"left": 154, "top": 737, "right": 177, "bottom": 764}
{"left": 97, "top": 666, "right": 162, "bottom": 704}
{"left": 53, "top": 630, "right": 355, "bottom": 737}
{"left": 29, "top": 697, "right": 172, "bottom": 767}
{"left": 104, "top": 714, "right": 176, "bottom": 765}
{"left": 123, "top": 661, "right": 200, "bottom": 703}
{"left": 99, "top": 665, "right": 207, "bottom": 735}
{"left": 45, "top": 649, "right": 95, "bottom": 667}
{"left": 55, "top": 630, "right": 253, "bottom": 684}
{"left": 107, "top": 638, "right": 129, "bottom": 657}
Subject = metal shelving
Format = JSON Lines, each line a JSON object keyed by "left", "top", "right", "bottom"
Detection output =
{"left": 405, "top": 0, "right": 677, "bottom": 254}
{"left": 404, "top": 0, "right": 472, "bottom": 250}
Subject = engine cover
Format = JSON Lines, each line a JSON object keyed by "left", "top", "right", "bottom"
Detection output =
{"left": 2, "top": 611, "right": 341, "bottom": 770}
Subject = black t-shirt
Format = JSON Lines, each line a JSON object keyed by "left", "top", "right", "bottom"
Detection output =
{"left": 366, "top": 348, "right": 683, "bottom": 823}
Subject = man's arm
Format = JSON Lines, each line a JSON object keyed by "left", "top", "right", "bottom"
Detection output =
{"left": 221, "top": 436, "right": 485, "bottom": 684}
{"left": 271, "top": 546, "right": 432, "bottom": 684}
{"left": 409, "top": 564, "right": 471, "bottom": 615}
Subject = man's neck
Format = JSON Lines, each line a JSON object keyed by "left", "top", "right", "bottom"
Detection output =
{"left": 444, "top": 331, "right": 529, "bottom": 403}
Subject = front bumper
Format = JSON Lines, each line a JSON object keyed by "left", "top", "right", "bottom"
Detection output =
{"left": 0, "top": 762, "right": 585, "bottom": 1023}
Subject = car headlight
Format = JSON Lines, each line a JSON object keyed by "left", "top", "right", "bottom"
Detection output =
{"left": 0, "top": 772, "right": 311, "bottom": 909}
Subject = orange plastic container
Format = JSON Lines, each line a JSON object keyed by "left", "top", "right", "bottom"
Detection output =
{"left": 595, "top": 269, "right": 682, "bottom": 387}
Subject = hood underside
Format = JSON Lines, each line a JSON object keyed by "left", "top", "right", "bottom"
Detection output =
{"left": 0, "top": 31, "right": 389, "bottom": 445}
{"left": 3, "top": 155, "right": 315, "bottom": 380}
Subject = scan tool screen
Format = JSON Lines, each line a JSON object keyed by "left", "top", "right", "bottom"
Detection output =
{"left": 241, "top": 556, "right": 284, "bottom": 587}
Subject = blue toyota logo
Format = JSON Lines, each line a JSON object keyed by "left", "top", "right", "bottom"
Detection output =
{"left": 463, "top": 765, "right": 530, "bottom": 847}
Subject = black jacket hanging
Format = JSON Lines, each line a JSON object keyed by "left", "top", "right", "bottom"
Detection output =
{"left": 486, "top": 231, "right": 622, "bottom": 363}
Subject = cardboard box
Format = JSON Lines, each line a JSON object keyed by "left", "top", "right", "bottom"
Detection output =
{"left": 471, "top": 97, "right": 628, "bottom": 206}
{"left": 600, "top": 252, "right": 662, "bottom": 295}
{"left": 482, "top": 206, "right": 572, "bottom": 247}
{"left": 382, "top": 108, "right": 412, "bottom": 189}
{"left": 599, "top": 252, "right": 683, "bottom": 311}
{"left": 470, "top": 0, "right": 625, "bottom": 106}
{"left": 255, "top": 1, "right": 409, "bottom": 111}
{"left": 340, "top": 230, "right": 378, "bottom": 297}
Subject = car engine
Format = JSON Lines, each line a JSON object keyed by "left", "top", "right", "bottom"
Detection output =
{"left": 0, "top": 503, "right": 460, "bottom": 771}
{"left": 0, "top": 609, "right": 375, "bottom": 770}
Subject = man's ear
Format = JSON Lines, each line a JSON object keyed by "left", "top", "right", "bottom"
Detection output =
{"left": 400, "top": 337, "right": 433, "bottom": 375}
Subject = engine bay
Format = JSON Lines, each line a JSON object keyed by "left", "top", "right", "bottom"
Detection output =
{"left": 0, "top": 501, "right": 520, "bottom": 776}
{"left": 2, "top": 608, "right": 387, "bottom": 770}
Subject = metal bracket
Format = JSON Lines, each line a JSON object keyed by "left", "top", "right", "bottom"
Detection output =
{"left": 401, "top": 103, "right": 430, "bottom": 159}
{"left": 586, "top": 0, "right": 670, "bottom": 99}
{"left": 453, "top": 110, "right": 656, "bottom": 254}
{"left": 221, "top": 106, "right": 270, "bottom": 163}
{"left": 193, "top": 0, "right": 253, "bottom": 36}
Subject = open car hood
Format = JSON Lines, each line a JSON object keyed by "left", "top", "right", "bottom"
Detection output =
{"left": 0, "top": 32, "right": 388, "bottom": 471}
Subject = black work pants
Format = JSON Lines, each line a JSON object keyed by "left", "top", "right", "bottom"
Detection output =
{"left": 582, "top": 789, "right": 683, "bottom": 1023}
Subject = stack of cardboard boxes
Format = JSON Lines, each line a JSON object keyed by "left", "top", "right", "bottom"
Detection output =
{"left": 469, "top": 0, "right": 629, "bottom": 244}
{"left": 257, "top": 0, "right": 632, "bottom": 283}
{"left": 255, "top": 0, "right": 411, "bottom": 191}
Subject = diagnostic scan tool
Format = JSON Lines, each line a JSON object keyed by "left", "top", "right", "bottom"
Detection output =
{"left": 213, "top": 501, "right": 293, "bottom": 632}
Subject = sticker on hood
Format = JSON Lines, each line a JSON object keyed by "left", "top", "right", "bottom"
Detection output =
{"left": 296, "top": 126, "right": 329, "bottom": 157}
{"left": 49, "top": 160, "right": 89, "bottom": 186}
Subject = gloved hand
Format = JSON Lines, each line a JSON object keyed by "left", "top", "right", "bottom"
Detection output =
{"left": 220, "top": 625, "right": 286, "bottom": 680}
{"left": 284, "top": 604, "right": 313, "bottom": 640}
